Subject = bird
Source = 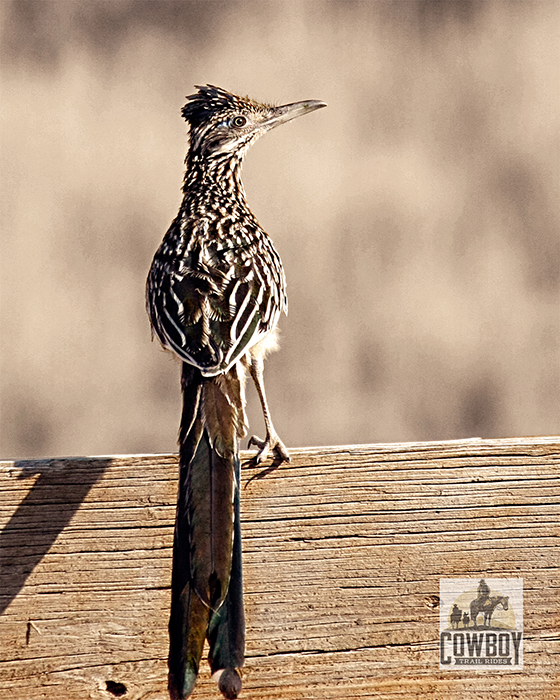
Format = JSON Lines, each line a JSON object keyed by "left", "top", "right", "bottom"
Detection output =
{"left": 146, "top": 84, "right": 326, "bottom": 699}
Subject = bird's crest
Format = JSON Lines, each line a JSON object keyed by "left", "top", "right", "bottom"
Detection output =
{"left": 182, "top": 84, "right": 268, "bottom": 128}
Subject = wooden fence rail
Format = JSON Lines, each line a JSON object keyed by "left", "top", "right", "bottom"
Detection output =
{"left": 1, "top": 437, "right": 559, "bottom": 699}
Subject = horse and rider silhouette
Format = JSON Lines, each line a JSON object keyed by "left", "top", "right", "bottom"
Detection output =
{"left": 449, "top": 580, "right": 509, "bottom": 629}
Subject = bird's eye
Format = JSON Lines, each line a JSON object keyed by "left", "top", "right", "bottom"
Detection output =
{"left": 232, "top": 115, "right": 247, "bottom": 128}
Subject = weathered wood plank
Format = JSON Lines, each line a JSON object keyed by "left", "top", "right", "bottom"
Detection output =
{"left": 1, "top": 437, "right": 559, "bottom": 699}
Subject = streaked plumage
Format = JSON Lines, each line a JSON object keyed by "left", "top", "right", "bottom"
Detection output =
{"left": 146, "top": 85, "right": 326, "bottom": 699}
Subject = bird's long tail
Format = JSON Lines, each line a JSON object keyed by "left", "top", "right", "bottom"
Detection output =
{"left": 168, "top": 363, "right": 246, "bottom": 700}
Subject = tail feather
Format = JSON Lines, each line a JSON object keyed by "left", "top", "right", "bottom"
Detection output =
{"left": 208, "top": 453, "right": 244, "bottom": 672}
{"left": 168, "top": 581, "right": 210, "bottom": 699}
{"left": 168, "top": 363, "right": 245, "bottom": 700}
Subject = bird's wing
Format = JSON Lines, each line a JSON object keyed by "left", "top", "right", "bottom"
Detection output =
{"left": 148, "top": 221, "right": 286, "bottom": 374}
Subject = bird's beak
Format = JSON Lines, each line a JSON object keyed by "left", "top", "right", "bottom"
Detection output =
{"left": 263, "top": 100, "right": 327, "bottom": 131}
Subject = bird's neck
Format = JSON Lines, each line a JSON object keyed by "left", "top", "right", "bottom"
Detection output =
{"left": 182, "top": 152, "right": 249, "bottom": 211}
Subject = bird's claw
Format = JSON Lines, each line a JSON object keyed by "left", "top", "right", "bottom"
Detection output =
{"left": 248, "top": 433, "right": 290, "bottom": 466}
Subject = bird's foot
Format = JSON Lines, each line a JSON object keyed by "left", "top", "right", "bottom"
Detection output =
{"left": 248, "top": 432, "right": 290, "bottom": 466}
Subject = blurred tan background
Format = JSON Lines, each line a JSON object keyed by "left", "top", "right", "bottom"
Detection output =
{"left": 1, "top": 0, "right": 558, "bottom": 460}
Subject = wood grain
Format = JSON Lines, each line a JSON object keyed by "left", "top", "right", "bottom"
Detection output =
{"left": 1, "top": 437, "right": 559, "bottom": 699}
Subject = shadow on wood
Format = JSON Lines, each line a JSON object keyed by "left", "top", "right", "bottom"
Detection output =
{"left": 0, "top": 458, "right": 110, "bottom": 614}
{"left": 0, "top": 437, "right": 559, "bottom": 699}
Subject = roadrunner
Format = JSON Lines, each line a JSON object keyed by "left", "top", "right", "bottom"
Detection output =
{"left": 146, "top": 85, "right": 326, "bottom": 699}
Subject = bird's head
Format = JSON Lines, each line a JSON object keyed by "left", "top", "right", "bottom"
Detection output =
{"left": 182, "top": 84, "right": 326, "bottom": 160}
